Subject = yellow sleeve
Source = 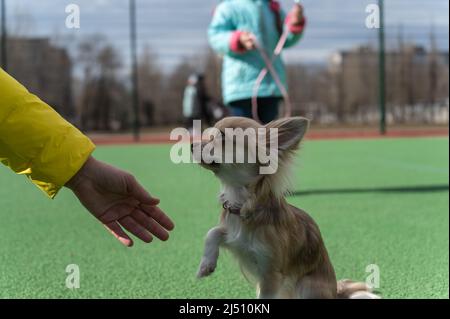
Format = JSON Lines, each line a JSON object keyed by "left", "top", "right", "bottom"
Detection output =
{"left": 0, "top": 68, "right": 95, "bottom": 198}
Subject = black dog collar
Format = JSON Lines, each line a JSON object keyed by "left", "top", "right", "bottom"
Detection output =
{"left": 223, "top": 201, "right": 241, "bottom": 216}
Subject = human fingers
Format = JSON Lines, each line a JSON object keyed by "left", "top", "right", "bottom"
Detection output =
{"left": 245, "top": 33, "right": 256, "bottom": 49}
{"left": 132, "top": 209, "right": 170, "bottom": 241}
{"left": 119, "top": 216, "right": 153, "bottom": 243}
{"left": 97, "top": 205, "right": 130, "bottom": 224}
{"left": 104, "top": 221, "right": 134, "bottom": 247}
{"left": 240, "top": 32, "right": 253, "bottom": 47}
{"left": 245, "top": 40, "right": 255, "bottom": 50}
{"left": 140, "top": 204, "right": 175, "bottom": 231}
{"left": 292, "top": 4, "right": 304, "bottom": 19}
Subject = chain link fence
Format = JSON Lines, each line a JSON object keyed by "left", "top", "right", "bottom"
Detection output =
{"left": 0, "top": 0, "right": 448, "bottom": 132}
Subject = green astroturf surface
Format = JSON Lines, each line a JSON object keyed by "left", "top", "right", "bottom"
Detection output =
{"left": 0, "top": 137, "right": 448, "bottom": 299}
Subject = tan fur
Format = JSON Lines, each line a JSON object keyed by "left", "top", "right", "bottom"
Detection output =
{"left": 195, "top": 117, "right": 377, "bottom": 299}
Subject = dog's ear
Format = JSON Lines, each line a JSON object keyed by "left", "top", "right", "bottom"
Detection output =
{"left": 265, "top": 117, "right": 309, "bottom": 151}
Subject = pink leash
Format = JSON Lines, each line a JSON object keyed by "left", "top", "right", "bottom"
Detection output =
{"left": 251, "top": 28, "right": 292, "bottom": 123}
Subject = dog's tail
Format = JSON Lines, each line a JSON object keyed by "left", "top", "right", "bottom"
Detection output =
{"left": 337, "top": 279, "right": 380, "bottom": 299}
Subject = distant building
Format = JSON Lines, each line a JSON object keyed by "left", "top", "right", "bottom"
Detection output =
{"left": 327, "top": 44, "right": 449, "bottom": 123}
{"left": 329, "top": 45, "right": 449, "bottom": 72}
{"left": 6, "top": 37, "right": 74, "bottom": 118}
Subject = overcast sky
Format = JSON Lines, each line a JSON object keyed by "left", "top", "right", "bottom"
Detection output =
{"left": 5, "top": 0, "right": 449, "bottom": 71}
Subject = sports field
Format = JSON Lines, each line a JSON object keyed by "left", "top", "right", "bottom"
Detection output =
{"left": 0, "top": 136, "right": 448, "bottom": 299}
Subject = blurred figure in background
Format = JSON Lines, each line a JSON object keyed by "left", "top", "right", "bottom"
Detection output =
{"left": 183, "top": 73, "right": 213, "bottom": 133}
{"left": 183, "top": 74, "right": 200, "bottom": 133}
{"left": 208, "top": 0, "right": 306, "bottom": 124}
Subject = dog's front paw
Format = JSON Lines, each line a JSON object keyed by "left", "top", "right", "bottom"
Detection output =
{"left": 197, "top": 257, "right": 217, "bottom": 278}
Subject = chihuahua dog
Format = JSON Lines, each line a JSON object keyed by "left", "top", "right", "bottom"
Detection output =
{"left": 193, "top": 117, "right": 378, "bottom": 299}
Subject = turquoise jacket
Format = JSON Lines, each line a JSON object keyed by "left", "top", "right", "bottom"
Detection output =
{"left": 208, "top": 0, "right": 305, "bottom": 104}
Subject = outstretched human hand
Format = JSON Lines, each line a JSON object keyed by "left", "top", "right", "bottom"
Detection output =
{"left": 66, "top": 156, "right": 174, "bottom": 247}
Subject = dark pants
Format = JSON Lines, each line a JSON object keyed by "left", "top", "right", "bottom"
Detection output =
{"left": 227, "top": 97, "right": 280, "bottom": 124}
{"left": 184, "top": 117, "right": 193, "bottom": 128}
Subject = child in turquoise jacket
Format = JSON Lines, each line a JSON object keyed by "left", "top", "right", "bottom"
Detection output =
{"left": 208, "top": 0, "right": 306, "bottom": 123}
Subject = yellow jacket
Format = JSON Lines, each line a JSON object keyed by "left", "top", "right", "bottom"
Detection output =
{"left": 0, "top": 68, "right": 95, "bottom": 198}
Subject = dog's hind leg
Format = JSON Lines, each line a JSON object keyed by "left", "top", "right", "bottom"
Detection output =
{"left": 197, "top": 226, "right": 226, "bottom": 278}
{"left": 257, "top": 273, "right": 283, "bottom": 299}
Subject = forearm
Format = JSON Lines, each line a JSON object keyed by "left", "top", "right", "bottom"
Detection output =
{"left": 208, "top": 30, "right": 240, "bottom": 56}
{"left": 0, "top": 69, "right": 95, "bottom": 198}
{"left": 208, "top": 2, "right": 242, "bottom": 57}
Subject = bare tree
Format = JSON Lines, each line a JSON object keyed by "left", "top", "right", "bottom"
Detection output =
{"left": 138, "top": 46, "right": 163, "bottom": 126}
{"left": 428, "top": 26, "right": 439, "bottom": 108}
{"left": 202, "top": 48, "right": 222, "bottom": 103}
{"left": 76, "top": 36, "right": 123, "bottom": 131}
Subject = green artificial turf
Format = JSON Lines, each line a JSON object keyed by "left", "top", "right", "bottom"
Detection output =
{"left": 0, "top": 137, "right": 448, "bottom": 299}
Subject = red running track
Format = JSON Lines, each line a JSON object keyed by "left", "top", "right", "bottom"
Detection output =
{"left": 89, "top": 128, "right": 449, "bottom": 146}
